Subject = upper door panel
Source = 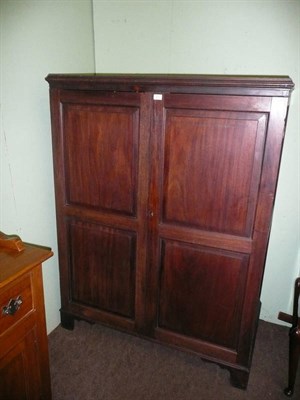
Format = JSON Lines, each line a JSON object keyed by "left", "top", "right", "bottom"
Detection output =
{"left": 161, "top": 95, "right": 268, "bottom": 237}
{"left": 63, "top": 102, "right": 139, "bottom": 216}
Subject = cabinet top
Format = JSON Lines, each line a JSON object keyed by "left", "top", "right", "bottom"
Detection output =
{"left": 0, "top": 243, "right": 53, "bottom": 287}
{"left": 46, "top": 73, "right": 294, "bottom": 97}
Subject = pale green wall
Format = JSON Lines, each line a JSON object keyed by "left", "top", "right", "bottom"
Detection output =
{"left": 93, "top": 0, "right": 300, "bottom": 324}
{"left": 0, "top": 0, "right": 95, "bottom": 333}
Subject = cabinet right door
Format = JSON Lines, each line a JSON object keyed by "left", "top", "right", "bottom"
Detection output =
{"left": 147, "top": 92, "right": 287, "bottom": 367}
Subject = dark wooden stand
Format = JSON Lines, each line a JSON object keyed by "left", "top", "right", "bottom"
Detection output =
{"left": 278, "top": 278, "right": 300, "bottom": 397}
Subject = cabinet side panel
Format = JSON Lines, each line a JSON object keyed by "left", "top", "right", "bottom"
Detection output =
{"left": 69, "top": 220, "right": 136, "bottom": 319}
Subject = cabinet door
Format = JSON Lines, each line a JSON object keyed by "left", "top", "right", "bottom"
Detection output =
{"left": 147, "top": 92, "right": 283, "bottom": 365}
{"left": 0, "top": 328, "right": 42, "bottom": 400}
{"left": 52, "top": 90, "right": 152, "bottom": 332}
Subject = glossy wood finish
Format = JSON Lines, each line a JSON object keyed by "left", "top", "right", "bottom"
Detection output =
{"left": 46, "top": 74, "right": 294, "bottom": 389}
{"left": 0, "top": 237, "right": 53, "bottom": 399}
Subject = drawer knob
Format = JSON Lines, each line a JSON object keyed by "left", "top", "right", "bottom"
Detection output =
{"left": 2, "top": 296, "right": 23, "bottom": 316}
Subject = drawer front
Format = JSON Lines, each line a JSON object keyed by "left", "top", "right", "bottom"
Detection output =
{"left": 0, "top": 274, "right": 34, "bottom": 335}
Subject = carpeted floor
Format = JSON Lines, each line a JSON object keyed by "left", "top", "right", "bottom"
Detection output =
{"left": 48, "top": 319, "right": 299, "bottom": 400}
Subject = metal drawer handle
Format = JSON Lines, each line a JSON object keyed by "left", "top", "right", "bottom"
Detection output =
{"left": 2, "top": 296, "right": 23, "bottom": 316}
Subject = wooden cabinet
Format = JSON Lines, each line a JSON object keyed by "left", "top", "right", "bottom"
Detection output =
{"left": 46, "top": 74, "right": 294, "bottom": 388}
{"left": 0, "top": 233, "right": 53, "bottom": 400}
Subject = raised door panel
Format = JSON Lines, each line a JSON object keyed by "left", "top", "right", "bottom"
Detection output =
{"left": 63, "top": 103, "right": 139, "bottom": 216}
{"left": 162, "top": 109, "right": 267, "bottom": 236}
{"left": 69, "top": 220, "right": 136, "bottom": 319}
{"left": 158, "top": 241, "right": 249, "bottom": 350}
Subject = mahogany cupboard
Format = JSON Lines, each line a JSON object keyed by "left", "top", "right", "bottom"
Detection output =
{"left": 46, "top": 74, "right": 294, "bottom": 389}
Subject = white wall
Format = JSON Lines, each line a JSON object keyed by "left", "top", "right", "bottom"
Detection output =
{"left": 0, "top": 0, "right": 95, "bottom": 333}
{"left": 93, "top": 0, "right": 300, "bottom": 324}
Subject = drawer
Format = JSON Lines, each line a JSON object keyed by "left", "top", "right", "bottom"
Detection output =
{"left": 0, "top": 273, "right": 34, "bottom": 335}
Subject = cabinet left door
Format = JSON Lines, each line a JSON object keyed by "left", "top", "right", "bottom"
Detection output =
{"left": 50, "top": 89, "right": 152, "bottom": 333}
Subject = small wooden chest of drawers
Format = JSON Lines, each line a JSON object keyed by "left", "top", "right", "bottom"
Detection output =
{"left": 0, "top": 234, "right": 53, "bottom": 400}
